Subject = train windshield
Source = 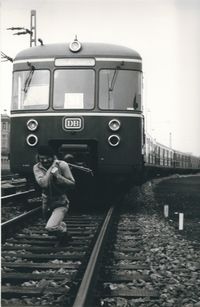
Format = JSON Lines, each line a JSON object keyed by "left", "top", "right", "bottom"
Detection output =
{"left": 99, "top": 69, "right": 142, "bottom": 111}
{"left": 12, "top": 70, "right": 50, "bottom": 110}
{"left": 53, "top": 70, "right": 95, "bottom": 109}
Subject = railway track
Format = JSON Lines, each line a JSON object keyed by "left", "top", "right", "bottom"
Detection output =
{"left": 1, "top": 177, "right": 28, "bottom": 196}
{"left": 1, "top": 203, "right": 110, "bottom": 307}
{"left": 1, "top": 174, "right": 20, "bottom": 181}
{"left": 1, "top": 189, "right": 36, "bottom": 205}
{"left": 1, "top": 195, "right": 161, "bottom": 307}
{"left": 3, "top": 179, "right": 199, "bottom": 306}
{"left": 1, "top": 189, "right": 41, "bottom": 224}
{"left": 91, "top": 213, "right": 160, "bottom": 306}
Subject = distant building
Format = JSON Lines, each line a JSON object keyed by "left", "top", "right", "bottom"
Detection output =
{"left": 1, "top": 112, "right": 10, "bottom": 173}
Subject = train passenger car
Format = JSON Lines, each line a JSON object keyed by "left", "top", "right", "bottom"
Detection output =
{"left": 144, "top": 133, "right": 200, "bottom": 176}
{"left": 10, "top": 39, "right": 144, "bottom": 180}
{"left": 173, "top": 151, "right": 200, "bottom": 170}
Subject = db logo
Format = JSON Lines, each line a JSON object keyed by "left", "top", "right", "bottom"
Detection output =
{"left": 64, "top": 118, "right": 82, "bottom": 130}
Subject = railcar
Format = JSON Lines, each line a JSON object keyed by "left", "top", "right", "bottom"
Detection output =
{"left": 144, "top": 133, "right": 200, "bottom": 176}
{"left": 10, "top": 39, "right": 200, "bottom": 182}
{"left": 10, "top": 39, "right": 145, "bottom": 180}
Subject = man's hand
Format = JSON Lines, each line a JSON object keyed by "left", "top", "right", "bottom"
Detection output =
{"left": 51, "top": 166, "right": 59, "bottom": 176}
{"left": 52, "top": 159, "right": 59, "bottom": 167}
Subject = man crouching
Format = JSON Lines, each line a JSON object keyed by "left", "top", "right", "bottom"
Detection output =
{"left": 33, "top": 145, "right": 75, "bottom": 245}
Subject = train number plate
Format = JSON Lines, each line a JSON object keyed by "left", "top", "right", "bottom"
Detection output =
{"left": 64, "top": 117, "right": 82, "bottom": 130}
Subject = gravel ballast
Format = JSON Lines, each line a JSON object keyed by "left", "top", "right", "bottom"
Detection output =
{"left": 119, "top": 174, "right": 200, "bottom": 306}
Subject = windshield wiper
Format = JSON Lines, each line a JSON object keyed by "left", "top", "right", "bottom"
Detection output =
{"left": 109, "top": 62, "right": 124, "bottom": 92}
{"left": 109, "top": 69, "right": 119, "bottom": 92}
{"left": 107, "top": 62, "right": 125, "bottom": 107}
{"left": 23, "top": 62, "right": 35, "bottom": 93}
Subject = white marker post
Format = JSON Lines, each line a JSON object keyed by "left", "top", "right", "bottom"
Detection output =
{"left": 164, "top": 205, "right": 169, "bottom": 218}
{"left": 179, "top": 213, "right": 184, "bottom": 230}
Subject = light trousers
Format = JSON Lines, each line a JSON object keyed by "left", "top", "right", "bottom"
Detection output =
{"left": 45, "top": 206, "right": 68, "bottom": 233}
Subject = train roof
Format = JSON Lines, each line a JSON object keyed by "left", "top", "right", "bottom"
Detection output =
{"left": 14, "top": 42, "right": 142, "bottom": 61}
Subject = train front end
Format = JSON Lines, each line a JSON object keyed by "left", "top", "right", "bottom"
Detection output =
{"left": 10, "top": 41, "right": 144, "bottom": 180}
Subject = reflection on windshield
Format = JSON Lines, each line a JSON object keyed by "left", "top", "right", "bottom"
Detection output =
{"left": 53, "top": 69, "right": 95, "bottom": 109}
{"left": 99, "top": 69, "right": 142, "bottom": 111}
{"left": 12, "top": 70, "right": 50, "bottom": 110}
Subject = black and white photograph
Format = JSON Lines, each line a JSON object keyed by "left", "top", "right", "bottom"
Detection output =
{"left": 1, "top": 0, "right": 200, "bottom": 306}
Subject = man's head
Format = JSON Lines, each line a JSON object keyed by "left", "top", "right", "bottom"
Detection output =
{"left": 37, "top": 145, "right": 55, "bottom": 169}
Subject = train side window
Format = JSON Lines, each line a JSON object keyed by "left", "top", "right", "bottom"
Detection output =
{"left": 99, "top": 69, "right": 142, "bottom": 111}
{"left": 12, "top": 70, "right": 50, "bottom": 110}
{"left": 2, "top": 122, "right": 6, "bottom": 130}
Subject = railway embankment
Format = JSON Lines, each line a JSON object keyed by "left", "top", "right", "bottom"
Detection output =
{"left": 119, "top": 174, "right": 200, "bottom": 306}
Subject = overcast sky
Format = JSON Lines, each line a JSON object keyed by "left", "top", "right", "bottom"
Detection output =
{"left": 0, "top": 0, "right": 200, "bottom": 156}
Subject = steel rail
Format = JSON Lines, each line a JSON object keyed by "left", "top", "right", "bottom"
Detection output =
{"left": 1, "top": 207, "right": 41, "bottom": 227}
{"left": 1, "top": 189, "right": 35, "bottom": 204}
{"left": 72, "top": 206, "right": 115, "bottom": 307}
{"left": 1, "top": 207, "right": 42, "bottom": 241}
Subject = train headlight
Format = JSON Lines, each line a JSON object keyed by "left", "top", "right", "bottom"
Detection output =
{"left": 108, "top": 135, "right": 120, "bottom": 147}
{"left": 108, "top": 119, "right": 121, "bottom": 131}
{"left": 69, "top": 37, "right": 82, "bottom": 53}
{"left": 27, "top": 119, "right": 38, "bottom": 131}
{"left": 26, "top": 134, "right": 38, "bottom": 147}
